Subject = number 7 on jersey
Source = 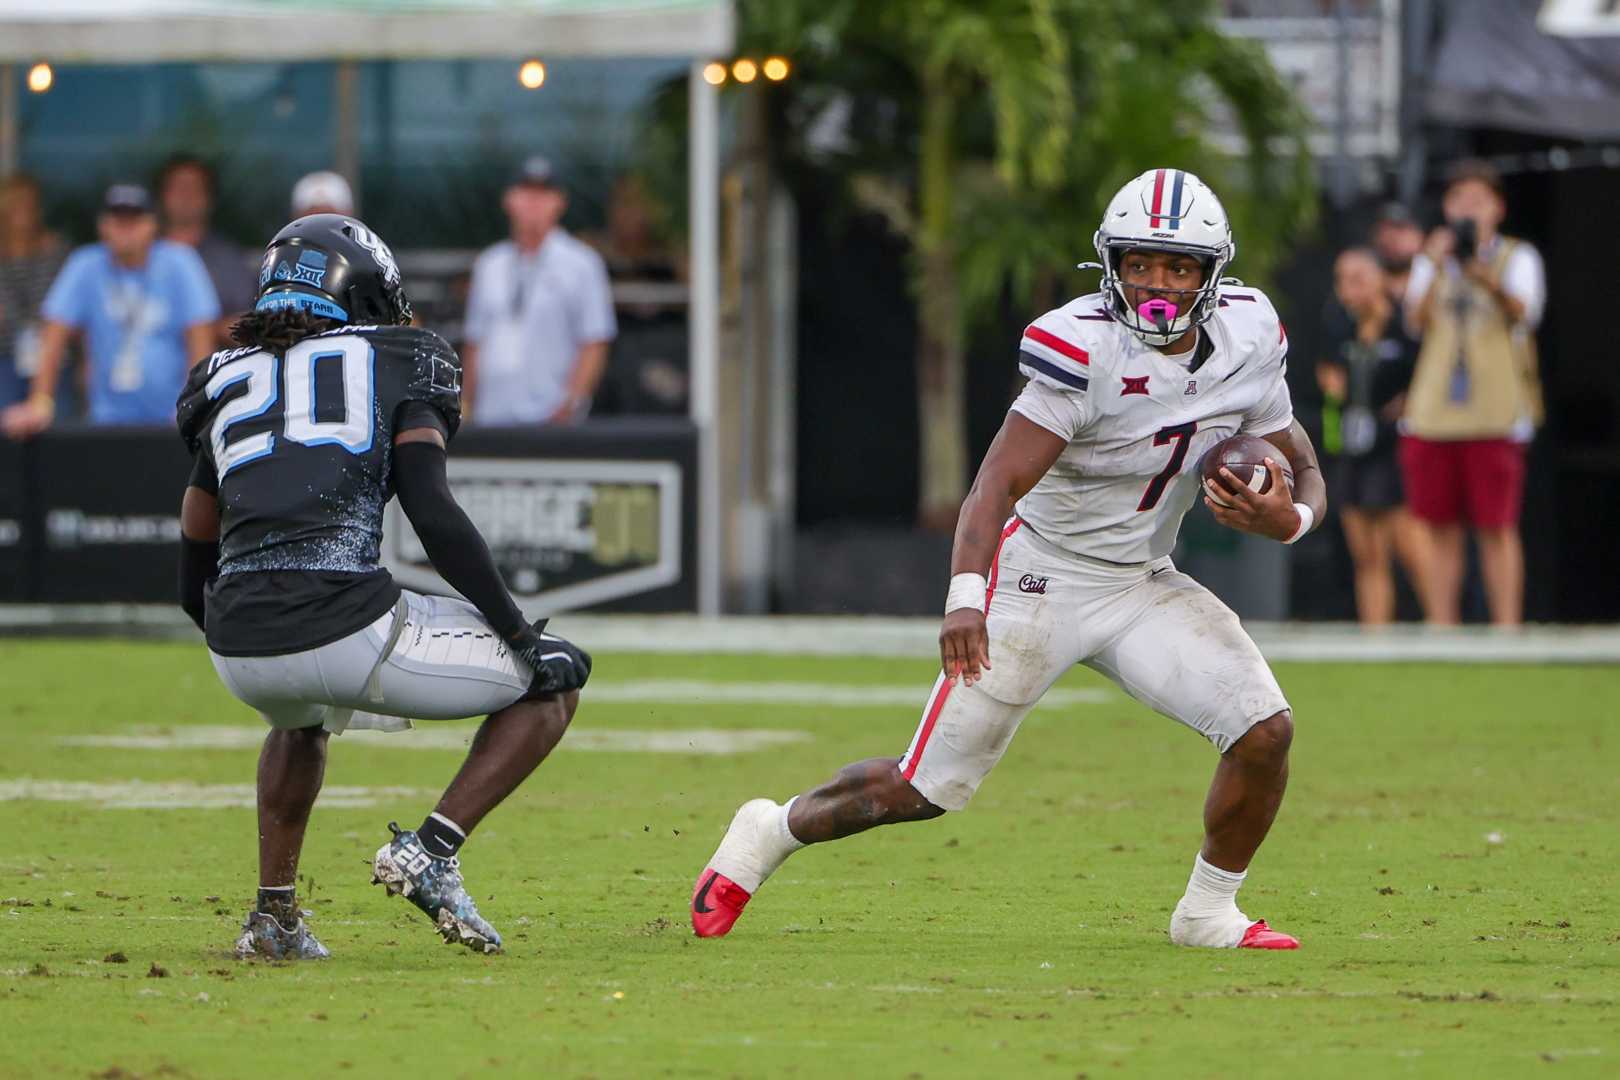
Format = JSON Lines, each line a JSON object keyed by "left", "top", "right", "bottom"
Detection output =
{"left": 1136, "top": 422, "right": 1198, "bottom": 512}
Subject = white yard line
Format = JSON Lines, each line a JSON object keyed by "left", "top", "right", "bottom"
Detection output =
{"left": 7, "top": 607, "right": 1620, "bottom": 662}
{"left": 57, "top": 726, "right": 815, "bottom": 755}
{"left": 582, "top": 680, "right": 1112, "bottom": 708}
{"left": 47, "top": 680, "right": 1111, "bottom": 758}
{"left": 0, "top": 779, "right": 427, "bottom": 810}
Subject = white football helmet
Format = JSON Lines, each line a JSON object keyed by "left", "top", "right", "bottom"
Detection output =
{"left": 1082, "top": 168, "right": 1236, "bottom": 347}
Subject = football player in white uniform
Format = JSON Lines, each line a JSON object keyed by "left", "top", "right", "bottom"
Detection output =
{"left": 692, "top": 169, "right": 1325, "bottom": 950}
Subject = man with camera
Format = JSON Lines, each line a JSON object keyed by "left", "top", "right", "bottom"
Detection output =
{"left": 1403, "top": 160, "right": 1545, "bottom": 626}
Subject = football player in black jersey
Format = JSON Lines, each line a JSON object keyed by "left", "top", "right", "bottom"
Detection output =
{"left": 176, "top": 215, "right": 592, "bottom": 958}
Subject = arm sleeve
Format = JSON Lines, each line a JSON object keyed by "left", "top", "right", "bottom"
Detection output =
{"left": 392, "top": 440, "right": 527, "bottom": 639}
{"left": 1008, "top": 378, "right": 1086, "bottom": 440}
{"left": 40, "top": 250, "right": 92, "bottom": 327}
{"left": 178, "top": 453, "right": 220, "bottom": 631}
{"left": 177, "top": 537, "right": 217, "bottom": 632}
{"left": 575, "top": 251, "right": 618, "bottom": 343}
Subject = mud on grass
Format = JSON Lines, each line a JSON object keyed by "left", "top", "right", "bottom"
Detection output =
{"left": 2, "top": 641, "right": 1618, "bottom": 1077}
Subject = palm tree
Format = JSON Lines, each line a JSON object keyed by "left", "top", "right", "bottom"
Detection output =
{"left": 727, "top": 0, "right": 1316, "bottom": 525}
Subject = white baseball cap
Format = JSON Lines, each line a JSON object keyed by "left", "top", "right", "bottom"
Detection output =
{"left": 291, "top": 170, "right": 355, "bottom": 215}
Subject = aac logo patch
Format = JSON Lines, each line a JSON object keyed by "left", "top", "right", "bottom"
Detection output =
{"left": 1122, "top": 375, "right": 1151, "bottom": 396}
{"left": 1017, "top": 574, "right": 1048, "bottom": 595}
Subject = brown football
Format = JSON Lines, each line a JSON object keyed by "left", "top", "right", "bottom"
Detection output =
{"left": 1199, "top": 434, "right": 1294, "bottom": 508}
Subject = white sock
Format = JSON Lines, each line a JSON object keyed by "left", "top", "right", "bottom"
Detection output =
{"left": 777, "top": 796, "right": 808, "bottom": 852}
{"left": 1178, "top": 853, "right": 1247, "bottom": 916}
{"left": 714, "top": 797, "right": 806, "bottom": 893}
{"left": 1169, "top": 854, "right": 1253, "bottom": 947}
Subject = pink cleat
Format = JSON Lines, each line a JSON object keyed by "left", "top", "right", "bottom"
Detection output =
{"left": 1238, "top": 920, "right": 1300, "bottom": 949}
{"left": 691, "top": 869, "right": 753, "bottom": 938}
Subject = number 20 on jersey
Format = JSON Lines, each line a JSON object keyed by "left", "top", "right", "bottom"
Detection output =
{"left": 207, "top": 335, "right": 376, "bottom": 477}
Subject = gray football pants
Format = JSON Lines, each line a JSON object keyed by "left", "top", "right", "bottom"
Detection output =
{"left": 209, "top": 590, "right": 533, "bottom": 733}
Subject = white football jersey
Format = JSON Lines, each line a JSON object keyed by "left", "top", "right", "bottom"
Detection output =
{"left": 1009, "top": 288, "right": 1294, "bottom": 564}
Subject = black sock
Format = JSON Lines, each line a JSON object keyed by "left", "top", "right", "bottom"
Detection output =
{"left": 418, "top": 812, "right": 466, "bottom": 859}
{"left": 257, "top": 885, "right": 297, "bottom": 929}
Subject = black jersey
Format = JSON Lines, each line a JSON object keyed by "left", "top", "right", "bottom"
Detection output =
{"left": 177, "top": 324, "right": 462, "bottom": 655}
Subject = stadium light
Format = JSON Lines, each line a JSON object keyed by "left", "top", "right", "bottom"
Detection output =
{"left": 763, "top": 57, "right": 790, "bottom": 82}
{"left": 518, "top": 59, "right": 546, "bottom": 90}
{"left": 27, "top": 62, "right": 53, "bottom": 94}
{"left": 702, "top": 61, "right": 727, "bottom": 86}
{"left": 731, "top": 58, "right": 757, "bottom": 84}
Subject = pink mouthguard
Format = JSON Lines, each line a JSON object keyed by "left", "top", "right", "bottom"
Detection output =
{"left": 1138, "top": 298, "right": 1178, "bottom": 329}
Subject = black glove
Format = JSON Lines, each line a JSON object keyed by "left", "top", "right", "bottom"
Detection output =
{"left": 505, "top": 620, "right": 592, "bottom": 694}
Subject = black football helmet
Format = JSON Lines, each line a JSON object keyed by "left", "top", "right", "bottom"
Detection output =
{"left": 253, "top": 213, "right": 412, "bottom": 326}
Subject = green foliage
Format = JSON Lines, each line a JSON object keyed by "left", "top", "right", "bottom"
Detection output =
{"left": 731, "top": 0, "right": 1317, "bottom": 329}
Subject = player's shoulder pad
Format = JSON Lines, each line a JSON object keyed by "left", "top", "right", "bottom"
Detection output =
{"left": 175, "top": 345, "right": 259, "bottom": 451}
{"left": 1018, "top": 292, "right": 1114, "bottom": 394}
{"left": 353, "top": 324, "right": 464, "bottom": 437}
{"left": 1213, "top": 284, "right": 1287, "bottom": 358}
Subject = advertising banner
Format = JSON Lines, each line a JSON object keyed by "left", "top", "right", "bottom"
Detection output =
{"left": 11, "top": 421, "right": 698, "bottom": 611}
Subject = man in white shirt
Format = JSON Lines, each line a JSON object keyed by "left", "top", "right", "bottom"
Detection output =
{"left": 462, "top": 157, "right": 617, "bottom": 425}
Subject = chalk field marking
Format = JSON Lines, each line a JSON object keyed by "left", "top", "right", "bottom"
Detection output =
{"left": 0, "top": 779, "right": 427, "bottom": 810}
{"left": 585, "top": 680, "right": 1112, "bottom": 708}
{"left": 10, "top": 606, "right": 1620, "bottom": 663}
{"left": 49, "top": 680, "right": 1111, "bottom": 758}
{"left": 57, "top": 726, "right": 815, "bottom": 755}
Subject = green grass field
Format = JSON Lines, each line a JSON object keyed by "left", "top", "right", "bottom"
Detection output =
{"left": 2, "top": 639, "right": 1617, "bottom": 1078}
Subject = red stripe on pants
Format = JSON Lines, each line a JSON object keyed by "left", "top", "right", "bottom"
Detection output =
{"left": 901, "top": 676, "right": 954, "bottom": 781}
{"left": 983, "top": 517, "right": 1024, "bottom": 612}
{"left": 903, "top": 517, "right": 1024, "bottom": 781}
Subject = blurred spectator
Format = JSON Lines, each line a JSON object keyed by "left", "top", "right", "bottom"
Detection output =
{"left": 584, "top": 174, "right": 688, "bottom": 415}
{"left": 588, "top": 174, "right": 686, "bottom": 281}
{"left": 291, "top": 171, "right": 355, "bottom": 217}
{"left": 1402, "top": 160, "right": 1545, "bottom": 626}
{"left": 1317, "top": 248, "right": 1421, "bottom": 625}
{"left": 0, "top": 183, "right": 218, "bottom": 439}
{"left": 156, "top": 155, "right": 255, "bottom": 346}
{"left": 461, "top": 156, "right": 616, "bottom": 425}
{"left": 0, "top": 174, "right": 67, "bottom": 409}
{"left": 1371, "top": 201, "right": 1424, "bottom": 305}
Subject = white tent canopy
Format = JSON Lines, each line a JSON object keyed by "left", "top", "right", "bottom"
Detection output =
{"left": 0, "top": 0, "right": 732, "bottom": 61}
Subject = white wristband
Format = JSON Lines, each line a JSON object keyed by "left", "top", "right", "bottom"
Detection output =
{"left": 1283, "top": 502, "right": 1315, "bottom": 545}
{"left": 945, "top": 572, "right": 988, "bottom": 615}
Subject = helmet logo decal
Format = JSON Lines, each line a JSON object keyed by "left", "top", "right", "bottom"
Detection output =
{"left": 1147, "top": 168, "right": 1187, "bottom": 229}
{"left": 290, "top": 249, "right": 327, "bottom": 287}
{"left": 344, "top": 220, "right": 400, "bottom": 288}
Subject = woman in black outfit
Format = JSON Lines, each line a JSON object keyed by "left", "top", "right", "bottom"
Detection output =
{"left": 1317, "top": 248, "right": 1423, "bottom": 625}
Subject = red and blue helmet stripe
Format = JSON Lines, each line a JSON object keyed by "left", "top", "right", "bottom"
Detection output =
{"left": 1148, "top": 168, "right": 1187, "bottom": 229}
